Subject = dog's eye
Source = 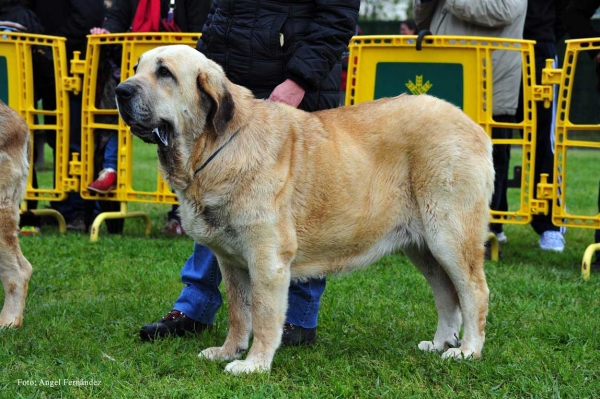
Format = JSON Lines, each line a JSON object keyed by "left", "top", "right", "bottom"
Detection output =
{"left": 158, "top": 66, "right": 172, "bottom": 78}
{"left": 133, "top": 64, "right": 138, "bottom": 73}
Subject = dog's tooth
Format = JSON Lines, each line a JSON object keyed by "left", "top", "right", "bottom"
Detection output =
{"left": 160, "top": 133, "right": 168, "bottom": 146}
{"left": 155, "top": 127, "right": 168, "bottom": 146}
{"left": 153, "top": 127, "right": 168, "bottom": 146}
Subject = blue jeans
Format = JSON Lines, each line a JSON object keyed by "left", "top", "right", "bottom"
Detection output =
{"left": 174, "top": 243, "right": 326, "bottom": 328}
{"left": 103, "top": 133, "right": 118, "bottom": 170}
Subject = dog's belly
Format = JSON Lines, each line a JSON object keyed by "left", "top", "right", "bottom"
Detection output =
{"left": 290, "top": 218, "right": 425, "bottom": 280}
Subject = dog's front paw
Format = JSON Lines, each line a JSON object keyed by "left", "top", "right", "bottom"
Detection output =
{"left": 441, "top": 347, "right": 478, "bottom": 360}
{"left": 418, "top": 340, "right": 445, "bottom": 352}
{"left": 199, "top": 346, "right": 244, "bottom": 362}
{"left": 224, "top": 359, "right": 269, "bottom": 375}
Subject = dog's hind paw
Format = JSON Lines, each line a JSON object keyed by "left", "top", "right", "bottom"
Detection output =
{"left": 441, "top": 348, "right": 477, "bottom": 360}
{"left": 224, "top": 360, "right": 269, "bottom": 375}
{"left": 199, "top": 346, "right": 244, "bottom": 362}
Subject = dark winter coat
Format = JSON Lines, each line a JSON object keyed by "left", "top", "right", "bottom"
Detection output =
{"left": 196, "top": 0, "right": 360, "bottom": 112}
{"left": 523, "top": 0, "right": 568, "bottom": 43}
{"left": 102, "top": 0, "right": 210, "bottom": 33}
{"left": 563, "top": 0, "right": 600, "bottom": 92}
{"left": 31, "top": 0, "right": 105, "bottom": 58}
{"left": 0, "top": 2, "right": 44, "bottom": 34}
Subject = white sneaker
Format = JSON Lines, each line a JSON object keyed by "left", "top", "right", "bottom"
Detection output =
{"left": 539, "top": 231, "right": 565, "bottom": 252}
{"left": 495, "top": 232, "right": 507, "bottom": 243}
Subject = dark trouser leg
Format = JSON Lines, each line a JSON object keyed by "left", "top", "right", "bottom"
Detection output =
{"left": 490, "top": 115, "right": 513, "bottom": 234}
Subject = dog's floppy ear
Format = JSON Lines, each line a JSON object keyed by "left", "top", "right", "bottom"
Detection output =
{"left": 197, "top": 69, "right": 235, "bottom": 135}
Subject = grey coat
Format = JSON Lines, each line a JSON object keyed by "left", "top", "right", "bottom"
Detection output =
{"left": 414, "top": 0, "right": 527, "bottom": 116}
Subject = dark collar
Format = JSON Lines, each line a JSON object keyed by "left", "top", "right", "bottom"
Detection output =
{"left": 193, "top": 128, "right": 241, "bottom": 176}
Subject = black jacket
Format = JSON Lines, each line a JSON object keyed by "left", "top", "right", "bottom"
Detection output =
{"left": 564, "top": 0, "right": 600, "bottom": 45}
{"left": 31, "top": 0, "right": 105, "bottom": 58}
{"left": 523, "top": 0, "right": 568, "bottom": 43}
{"left": 563, "top": 0, "right": 600, "bottom": 91}
{"left": 196, "top": 0, "right": 360, "bottom": 111}
{"left": 102, "top": 0, "right": 210, "bottom": 33}
{"left": 0, "top": 3, "right": 44, "bottom": 34}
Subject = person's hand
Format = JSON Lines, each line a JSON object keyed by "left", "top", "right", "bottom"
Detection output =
{"left": 595, "top": 52, "right": 600, "bottom": 64}
{"left": 90, "top": 27, "right": 110, "bottom": 34}
{"left": 269, "top": 79, "right": 305, "bottom": 108}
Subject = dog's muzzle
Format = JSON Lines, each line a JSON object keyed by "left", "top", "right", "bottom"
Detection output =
{"left": 115, "top": 82, "right": 170, "bottom": 146}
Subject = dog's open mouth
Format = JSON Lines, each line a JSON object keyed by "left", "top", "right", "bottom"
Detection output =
{"left": 129, "top": 121, "right": 171, "bottom": 147}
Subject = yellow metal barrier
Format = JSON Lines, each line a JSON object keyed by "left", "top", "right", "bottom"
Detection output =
{"left": 347, "top": 35, "right": 544, "bottom": 261}
{"left": 542, "top": 38, "right": 600, "bottom": 280}
{"left": 0, "top": 32, "right": 81, "bottom": 231}
{"left": 73, "top": 33, "right": 200, "bottom": 241}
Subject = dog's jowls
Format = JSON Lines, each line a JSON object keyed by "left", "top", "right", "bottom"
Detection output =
{"left": 117, "top": 45, "right": 495, "bottom": 374}
{"left": 0, "top": 101, "right": 32, "bottom": 328}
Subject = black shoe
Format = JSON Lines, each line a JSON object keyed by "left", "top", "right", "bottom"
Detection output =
{"left": 140, "top": 310, "right": 208, "bottom": 341}
{"left": 66, "top": 214, "right": 86, "bottom": 232}
{"left": 281, "top": 323, "right": 317, "bottom": 346}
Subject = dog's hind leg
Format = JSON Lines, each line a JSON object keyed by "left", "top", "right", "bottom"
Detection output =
{"left": 426, "top": 229, "right": 489, "bottom": 360}
{"left": 199, "top": 261, "right": 252, "bottom": 363}
{"left": 403, "top": 246, "right": 462, "bottom": 352}
{"left": 0, "top": 219, "right": 33, "bottom": 328}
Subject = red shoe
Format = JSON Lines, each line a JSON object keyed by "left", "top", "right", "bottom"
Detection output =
{"left": 87, "top": 168, "right": 116, "bottom": 194}
{"left": 162, "top": 218, "right": 185, "bottom": 235}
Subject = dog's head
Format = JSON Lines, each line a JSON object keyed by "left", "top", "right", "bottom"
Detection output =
{"left": 115, "top": 45, "right": 234, "bottom": 148}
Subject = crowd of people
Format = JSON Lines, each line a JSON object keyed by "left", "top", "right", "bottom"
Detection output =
{"left": 2, "top": 0, "right": 600, "bottom": 348}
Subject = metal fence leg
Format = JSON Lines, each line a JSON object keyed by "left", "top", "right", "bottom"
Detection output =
{"left": 89, "top": 202, "right": 151, "bottom": 242}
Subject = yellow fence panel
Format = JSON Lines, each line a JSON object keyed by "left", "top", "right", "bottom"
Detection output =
{"left": 542, "top": 38, "right": 600, "bottom": 279}
{"left": 73, "top": 33, "right": 200, "bottom": 240}
{"left": 0, "top": 32, "right": 74, "bottom": 203}
{"left": 347, "top": 35, "right": 542, "bottom": 231}
{"left": 0, "top": 32, "right": 81, "bottom": 231}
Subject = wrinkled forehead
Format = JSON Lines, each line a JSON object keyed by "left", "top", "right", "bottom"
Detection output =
{"left": 135, "top": 45, "right": 211, "bottom": 73}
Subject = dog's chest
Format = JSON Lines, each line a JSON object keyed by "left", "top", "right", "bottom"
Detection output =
{"left": 177, "top": 194, "right": 241, "bottom": 249}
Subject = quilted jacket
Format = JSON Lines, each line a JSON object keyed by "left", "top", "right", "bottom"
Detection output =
{"left": 196, "top": 0, "right": 360, "bottom": 111}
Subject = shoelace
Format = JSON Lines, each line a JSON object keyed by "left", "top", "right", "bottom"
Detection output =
{"left": 161, "top": 310, "right": 184, "bottom": 322}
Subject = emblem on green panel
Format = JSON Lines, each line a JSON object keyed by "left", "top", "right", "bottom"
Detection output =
{"left": 374, "top": 62, "right": 464, "bottom": 109}
{"left": 405, "top": 75, "right": 432, "bottom": 95}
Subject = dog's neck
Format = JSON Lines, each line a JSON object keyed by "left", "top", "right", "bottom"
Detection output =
{"left": 157, "top": 85, "right": 252, "bottom": 192}
{"left": 157, "top": 143, "right": 189, "bottom": 191}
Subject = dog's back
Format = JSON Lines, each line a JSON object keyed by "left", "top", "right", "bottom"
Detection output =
{"left": 0, "top": 101, "right": 33, "bottom": 328}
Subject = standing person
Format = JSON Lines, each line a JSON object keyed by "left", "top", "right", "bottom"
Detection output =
{"left": 564, "top": 0, "right": 600, "bottom": 268}
{"left": 413, "top": 0, "right": 526, "bottom": 254}
{"left": 30, "top": 0, "right": 105, "bottom": 231}
{"left": 516, "top": 0, "right": 567, "bottom": 252}
{"left": 139, "top": 0, "right": 360, "bottom": 346}
{"left": 88, "top": 0, "right": 211, "bottom": 235}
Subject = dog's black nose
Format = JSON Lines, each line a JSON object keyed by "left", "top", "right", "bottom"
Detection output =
{"left": 115, "top": 83, "right": 136, "bottom": 100}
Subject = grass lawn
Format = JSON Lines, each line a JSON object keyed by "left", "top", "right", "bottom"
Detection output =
{"left": 1, "top": 143, "right": 599, "bottom": 398}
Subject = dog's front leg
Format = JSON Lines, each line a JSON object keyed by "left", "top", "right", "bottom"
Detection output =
{"left": 199, "top": 262, "right": 252, "bottom": 362}
{"left": 224, "top": 259, "right": 290, "bottom": 375}
{"left": 0, "top": 245, "right": 33, "bottom": 328}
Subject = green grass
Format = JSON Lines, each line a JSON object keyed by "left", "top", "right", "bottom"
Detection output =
{"left": 2, "top": 146, "right": 600, "bottom": 398}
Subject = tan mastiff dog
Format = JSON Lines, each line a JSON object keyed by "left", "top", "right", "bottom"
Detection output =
{"left": 0, "top": 101, "right": 33, "bottom": 328}
{"left": 116, "top": 45, "right": 494, "bottom": 374}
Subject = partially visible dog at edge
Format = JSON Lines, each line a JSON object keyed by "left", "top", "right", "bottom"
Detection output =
{"left": 0, "top": 100, "right": 33, "bottom": 328}
{"left": 116, "top": 45, "right": 495, "bottom": 374}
